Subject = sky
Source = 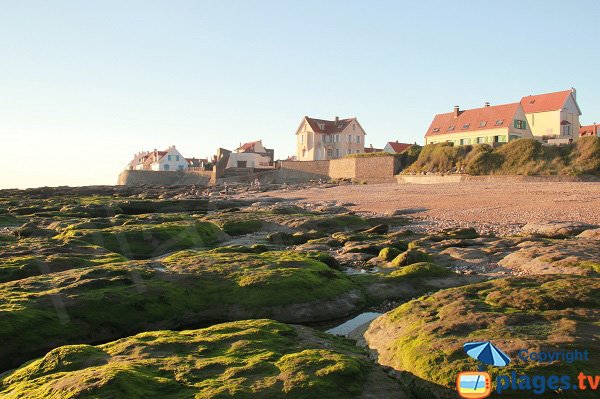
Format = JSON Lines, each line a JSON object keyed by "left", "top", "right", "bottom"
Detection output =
{"left": 1, "top": 0, "right": 599, "bottom": 189}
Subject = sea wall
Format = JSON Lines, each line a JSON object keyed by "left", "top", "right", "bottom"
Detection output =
{"left": 118, "top": 170, "right": 213, "bottom": 186}
{"left": 397, "top": 174, "right": 600, "bottom": 184}
{"left": 279, "top": 157, "right": 399, "bottom": 183}
{"left": 277, "top": 160, "right": 330, "bottom": 182}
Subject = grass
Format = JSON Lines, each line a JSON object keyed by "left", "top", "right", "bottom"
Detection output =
{"left": 403, "top": 137, "right": 600, "bottom": 176}
{"left": 0, "top": 319, "right": 369, "bottom": 399}
{"left": 0, "top": 250, "right": 364, "bottom": 371}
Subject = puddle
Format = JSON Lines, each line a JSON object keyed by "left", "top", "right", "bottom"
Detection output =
{"left": 326, "top": 312, "right": 382, "bottom": 337}
{"left": 342, "top": 267, "right": 380, "bottom": 275}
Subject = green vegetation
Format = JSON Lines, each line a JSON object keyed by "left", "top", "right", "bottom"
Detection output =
{"left": 391, "top": 249, "right": 431, "bottom": 266}
{"left": 0, "top": 319, "right": 369, "bottom": 399}
{"left": 379, "top": 247, "right": 401, "bottom": 261}
{"left": 56, "top": 221, "right": 227, "bottom": 259}
{"left": 0, "top": 250, "right": 364, "bottom": 371}
{"left": 404, "top": 137, "right": 600, "bottom": 176}
{"left": 369, "top": 276, "right": 600, "bottom": 398}
{"left": 388, "top": 262, "right": 452, "bottom": 278}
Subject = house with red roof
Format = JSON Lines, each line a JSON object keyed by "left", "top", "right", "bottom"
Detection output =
{"left": 384, "top": 141, "right": 412, "bottom": 154}
{"left": 424, "top": 102, "right": 533, "bottom": 146}
{"left": 225, "top": 140, "right": 274, "bottom": 169}
{"left": 520, "top": 88, "right": 581, "bottom": 143}
{"left": 126, "top": 146, "right": 190, "bottom": 171}
{"left": 580, "top": 123, "right": 598, "bottom": 137}
{"left": 295, "top": 116, "right": 366, "bottom": 160}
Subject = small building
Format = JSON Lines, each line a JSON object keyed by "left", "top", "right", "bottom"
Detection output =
{"left": 520, "top": 88, "right": 581, "bottom": 144}
{"left": 295, "top": 116, "right": 367, "bottom": 160}
{"left": 364, "top": 144, "right": 384, "bottom": 153}
{"left": 125, "top": 146, "right": 189, "bottom": 171}
{"left": 226, "top": 140, "right": 274, "bottom": 169}
{"left": 383, "top": 141, "right": 412, "bottom": 154}
{"left": 425, "top": 102, "right": 533, "bottom": 145}
{"left": 579, "top": 123, "right": 598, "bottom": 137}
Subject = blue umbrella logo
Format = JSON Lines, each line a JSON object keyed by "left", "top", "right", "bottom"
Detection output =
{"left": 463, "top": 341, "right": 511, "bottom": 369}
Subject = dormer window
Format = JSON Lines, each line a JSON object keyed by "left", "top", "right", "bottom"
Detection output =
{"left": 479, "top": 121, "right": 487, "bottom": 127}
{"left": 432, "top": 127, "right": 440, "bottom": 132}
{"left": 318, "top": 123, "right": 325, "bottom": 130}
{"left": 495, "top": 120, "right": 504, "bottom": 126}
{"left": 462, "top": 123, "right": 470, "bottom": 129}
{"left": 448, "top": 125, "right": 455, "bottom": 131}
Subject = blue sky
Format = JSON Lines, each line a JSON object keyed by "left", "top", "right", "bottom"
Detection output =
{"left": 1, "top": 0, "right": 599, "bottom": 188}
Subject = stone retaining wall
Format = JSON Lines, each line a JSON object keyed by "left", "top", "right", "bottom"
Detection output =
{"left": 117, "top": 170, "right": 213, "bottom": 186}
{"left": 397, "top": 174, "right": 600, "bottom": 184}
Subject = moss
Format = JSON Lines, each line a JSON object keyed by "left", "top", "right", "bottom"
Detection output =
{"left": 57, "top": 221, "right": 226, "bottom": 259}
{"left": 0, "top": 214, "right": 20, "bottom": 226}
{"left": 0, "top": 319, "right": 370, "bottom": 399}
{"left": 0, "top": 251, "right": 363, "bottom": 371}
{"left": 222, "top": 219, "right": 263, "bottom": 235}
{"left": 391, "top": 249, "right": 431, "bottom": 267}
{"left": 371, "top": 276, "right": 600, "bottom": 398}
{"left": 379, "top": 247, "right": 401, "bottom": 261}
{"left": 388, "top": 262, "right": 452, "bottom": 278}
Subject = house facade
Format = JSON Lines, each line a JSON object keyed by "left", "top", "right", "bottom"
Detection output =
{"left": 126, "top": 146, "right": 189, "bottom": 171}
{"left": 424, "top": 103, "right": 533, "bottom": 145}
{"left": 384, "top": 141, "right": 412, "bottom": 154}
{"left": 225, "top": 140, "right": 274, "bottom": 169}
{"left": 295, "top": 116, "right": 366, "bottom": 160}
{"left": 520, "top": 88, "right": 581, "bottom": 144}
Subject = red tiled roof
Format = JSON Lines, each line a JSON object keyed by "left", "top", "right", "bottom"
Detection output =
{"left": 386, "top": 142, "right": 411, "bottom": 153}
{"left": 305, "top": 116, "right": 356, "bottom": 134}
{"left": 579, "top": 124, "right": 598, "bottom": 137}
{"left": 520, "top": 90, "right": 572, "bottom": 113}
{"left": 425, "top": 103, "right": 520, "bottom": 137}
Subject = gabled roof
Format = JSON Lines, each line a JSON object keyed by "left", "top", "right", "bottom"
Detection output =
{"left": 304, "top": 116, "right": 356, "bottom": 134}
{"left": 425, "top": 103, "right": 520, "bottom": 137}
{"left": 236, "top": 141, "right": 268, "bottom": 153}
{"left": 385, "top": 142, "right": 412, "bottom": 153}
{"left": 580, "top": 124, "right": 598, "bottom": 137}
{"left": 520, "top": 89, "right": 577, "bottom": 114}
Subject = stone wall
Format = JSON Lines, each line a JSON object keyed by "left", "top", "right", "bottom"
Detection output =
{"left": 277, "top": 160, "right": 330, "bottom": 182}
{"left": 278, "top": 157, "right": 400, "bottom": 183}
{"left": 118, "top": 170, "right": 213, "bottom": 186}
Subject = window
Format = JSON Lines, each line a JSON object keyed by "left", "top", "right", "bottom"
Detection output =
{"left": 479, "top": 121, "right": 487, "bottom": 127}
{"left": 164, "top": 164, "right": 170, "bottom": 171}
{"left": 347, "top": 134, "right": 351, "bottom": 142}
{"left": 462, "top": 123, "right": 470, "bottom": 129}
{"left": 322, "top": 135, "right": 326, "bottom": 142}
{"left": 327, "top": 149, "right": 333, "bottom": 157}
{"left": 432, "top": 127, "right": 440, "bottom": 132}
{"left": 347, "top": 149, "right": 352, "bottom": 154}
{"left": 459, "top": 138, "right": 471, "bottom": 145}
{"left": 335, "top": 134, "right": 340, "bottom": 142}
{"left": 178, "top": 165, "right": 184, "bottom": 171}
{"left": 563, "top": 125, "right": 572, "bottom": 136}
{"left": 175, "top": 155, "right": 180, "bottom": 161}
{"left": 514, "top": 120, "right": 526, "bottom": 130}
{"left": 477, "top": 137, "right": 486, "bottom": 143}
{"left": 448, "top": 125, "right": 455, "bottom": 131}
{"left": 318, "top": 123, "right": 325, "bottom": 130}
{"left": 355, "top": 135, "right": 361, "bottom": 144}
{"left": 335, "top": 149, "right": 340, "bottom": 157}
{"left": 495, "top": 119, "right": 504, "bottom": 126}
{"left": 167, "top": 155, "right": 172, "bottom": 161}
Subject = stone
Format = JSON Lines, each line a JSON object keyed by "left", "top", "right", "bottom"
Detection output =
{"left": 521, "top": 220, "right": 597, "bottom": 238}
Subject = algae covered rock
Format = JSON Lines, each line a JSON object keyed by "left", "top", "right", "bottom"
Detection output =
{"left": 364, "top": 275, "right": 600, "bottom": 398}
{"left": 0, "top": 319, "right": 392, "bottom": 399}
{"left": 0, "top": 250, "right": 365, "bottom": 371}
{"left": 390, "top": 249, "right": 431, "bottom": 267}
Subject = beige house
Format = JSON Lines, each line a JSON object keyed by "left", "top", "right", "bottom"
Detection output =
{"left": 520, "top": 88, "right": 581, "bottom": 144}
{"left": 295, "top": 116, "right": 366, "bottom": 160}
{"left": 226, "top": 140, "right": 274, "bottom": 169}
{"left": 425, "top": 102, "right": 533, "bottom": 145}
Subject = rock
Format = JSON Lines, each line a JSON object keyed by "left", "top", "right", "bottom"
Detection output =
{"left": 390, "top": 249, "right": 431, "bottom": 267}
{"left": 378, "top": 247, "right": 401, "bottom": 261}
{"left": 14, "top": 222, "right": 55, "bottom": 238}
{"left": 363, "top": 224, "right": 390, "bottom": 234}
{"left": 521, "top": 220, "right": 597, "bottom": 238}
{"left": 577, "top": 228, "right": 600, "bottom": 240}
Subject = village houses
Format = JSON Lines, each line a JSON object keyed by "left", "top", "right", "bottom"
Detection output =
{"left": 126, "top": 146, "right": 207, "bottom": 171}
{"left": 295, "top": 116, "right": 366, "bottom": 160}
{"left": 225, "top": 140, "right": 275, "bottom": 170}
{"left": 425, "top": 89, "right": 582, "bottom": 146}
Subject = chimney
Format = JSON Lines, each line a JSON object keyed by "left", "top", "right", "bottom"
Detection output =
{"left": 571, "top": 87, "right": 576, "bottom": 99}
{"left": 370, "top": 144, "right": 373, "bottom": 148}
{"left": 484, "top": 102, "right": 490, "bottom": 107}
{"left": 335, "top": 116, "right": 339, "bottom": 123}
{"left": 453, "top": 105, "right": 460, "bottom": 118}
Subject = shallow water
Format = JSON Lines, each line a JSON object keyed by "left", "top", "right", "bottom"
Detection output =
{"left": 325, "top": 312, "right": 382, "bottom": 336}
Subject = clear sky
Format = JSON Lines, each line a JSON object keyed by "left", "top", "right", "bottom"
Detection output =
{"left": 1, "top": 0, "right": 599, "bottom": 189}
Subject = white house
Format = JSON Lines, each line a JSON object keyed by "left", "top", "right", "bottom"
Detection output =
{"left": 226, "top": 140, "right": 274, "bottom": 169}
{"left": 126, "top": 146, "right": 189, "bottom": 171}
